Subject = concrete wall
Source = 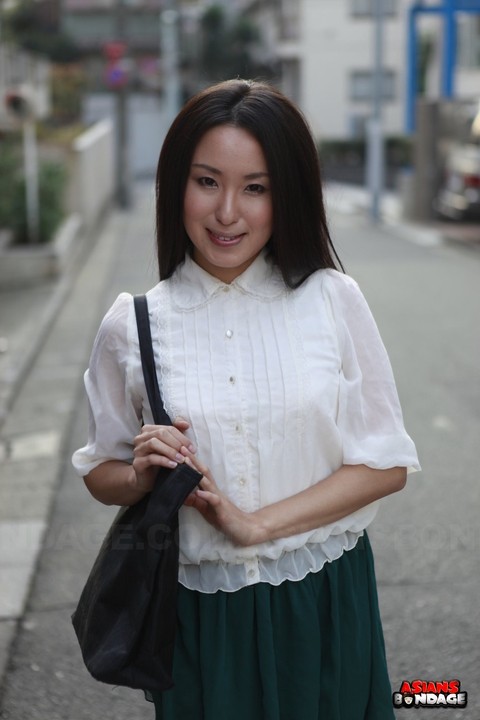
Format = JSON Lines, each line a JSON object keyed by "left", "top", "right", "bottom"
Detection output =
{"left": 82, "top": 93, "right": 171, "bottom": 177}
{"left": 0, "top": 119, "right": 115, "bottom": 288}
{"left": 68, "top": 118, "right": 115, "bottom": 234}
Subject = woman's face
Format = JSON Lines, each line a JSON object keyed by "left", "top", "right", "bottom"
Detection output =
{"left": 183, "top": 125, "right": 273, "bottom": 283}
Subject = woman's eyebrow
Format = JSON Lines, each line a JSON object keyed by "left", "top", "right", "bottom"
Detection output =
{"left": 191, "top": 163, "right": 269, "bottom": 180}
{"left": 192, "top": 163, "right": 221, "bottom": 174}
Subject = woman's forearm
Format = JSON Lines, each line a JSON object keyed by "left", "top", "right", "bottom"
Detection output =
{"left": 84, "top": 460, "right": 149, "bottom": 506}
{"left": 252, "top": 465, "right": 407, "bottom": 544}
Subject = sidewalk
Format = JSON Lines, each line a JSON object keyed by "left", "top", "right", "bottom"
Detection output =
{"left": 325, "top": 181, "right": 480, "bottom": 248}
{"left": 0, "top": 178, "right": 477, "bottom": 697}
{"left": 0, "top": 180, "right": 157, "bottom": 691}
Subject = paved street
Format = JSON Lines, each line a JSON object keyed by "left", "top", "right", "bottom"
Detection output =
{"left": 0, "top": 181, "right": 479, "bottom": 719}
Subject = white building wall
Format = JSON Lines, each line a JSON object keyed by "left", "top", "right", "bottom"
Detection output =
{"left": 301, "top": 0, "right": 408, "bottom": 140}
{"left": 249, "top": 0, "right": 480, "bottom": 141}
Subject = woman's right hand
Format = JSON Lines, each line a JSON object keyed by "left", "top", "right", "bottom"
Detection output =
{"left": 132, "top": 418, "right": 196, "bottom": 493}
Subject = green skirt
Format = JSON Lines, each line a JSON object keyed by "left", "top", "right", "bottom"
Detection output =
{"left": 149, "top": 534, "right": 394, "bottom": 720}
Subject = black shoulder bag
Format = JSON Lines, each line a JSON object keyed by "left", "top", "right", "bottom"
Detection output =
{"left": 72, "top": 294, "right": 202, "bottom": 693}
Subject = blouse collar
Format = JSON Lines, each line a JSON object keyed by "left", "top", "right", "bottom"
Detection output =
{"left": 170, "top": 249, "right": 286, "bottom": 310}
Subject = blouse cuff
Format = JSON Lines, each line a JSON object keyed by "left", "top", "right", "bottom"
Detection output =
{"left": 342, "top": 433, "right": 421, "bottom": 473}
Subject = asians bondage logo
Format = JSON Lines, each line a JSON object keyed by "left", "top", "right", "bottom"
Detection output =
{"left": 393, "top": 679, "right": 468, "bottom": 709}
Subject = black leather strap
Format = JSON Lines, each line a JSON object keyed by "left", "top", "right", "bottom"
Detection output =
{"left": 133, "top": 294, "right": 171, "bottom": 427}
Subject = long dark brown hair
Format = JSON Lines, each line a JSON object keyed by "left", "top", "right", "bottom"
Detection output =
{"left": 155, "top": 79, "right": 343, "bottom": 288}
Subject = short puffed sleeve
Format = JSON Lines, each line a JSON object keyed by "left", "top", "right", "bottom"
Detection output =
{"left": 325, "top": 271, "right": 420, "bottom": 474}
{"left": 71, "top": 293, "right": 143, "bottom": 476}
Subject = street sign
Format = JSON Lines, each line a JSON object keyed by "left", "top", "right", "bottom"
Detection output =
{"left": 103, "top": 42, "right": 127, "bottom": 61}
{"left": 104, "top": 59, "right": 131, "bottom": 89}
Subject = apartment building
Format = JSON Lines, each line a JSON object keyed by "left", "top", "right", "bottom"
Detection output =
{"left": 248, "top": 0, "right": 480, "bottom": 141}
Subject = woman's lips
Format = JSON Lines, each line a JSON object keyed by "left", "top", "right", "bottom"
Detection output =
{"left": 207, "top": 229, "right": 245, "bottom": 247}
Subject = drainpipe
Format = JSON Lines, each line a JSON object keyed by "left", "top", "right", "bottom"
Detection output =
{"left": 367, "top": 0, "right": 385, "bottom": 223}
{"left": 442, "top": 0, "right": 456, "bottom": 98}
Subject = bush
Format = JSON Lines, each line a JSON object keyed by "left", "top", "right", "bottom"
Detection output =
{"left": 12, "top": 162, "right": 66, "bottom": 244}
{"left": 51, "top": 64, "right": 87, "bottom": 125}
{"left": 0, "top": 138, "right": 21, "bottom": 229}
{"left": 318, "top": 136, "right": 413, "bottom": 168}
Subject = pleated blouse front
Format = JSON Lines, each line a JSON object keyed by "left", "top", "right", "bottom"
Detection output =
{"left": 72, "top": 250, "right": 420, "bottom": 593}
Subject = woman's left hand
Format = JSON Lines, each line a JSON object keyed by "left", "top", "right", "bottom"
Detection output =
{"left": 183, "top": 458, "right": 261, "bottom": 547}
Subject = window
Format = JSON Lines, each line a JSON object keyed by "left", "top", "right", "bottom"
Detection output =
{"left": 457, "top": 16, "right": 480, "bottom": 69}
{"left": 349, "top": 114, "right": 369, "bottom": 139}
{"left": 279, "top": 0, "right": 300, "bottom": 41}
{"left": 351, "top": 0, "right": 397, "bottom": 17}
{"left": 350, "top": 70, "right": 396, "bottom": 102}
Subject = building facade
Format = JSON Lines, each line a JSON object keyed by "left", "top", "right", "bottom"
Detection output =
{"left": 248, "top": 0, "right": 480, "bottom": 141}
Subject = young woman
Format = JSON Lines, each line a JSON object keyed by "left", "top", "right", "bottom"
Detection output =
{"left": 73, "top": 79, "right": 420, "bottom": 719}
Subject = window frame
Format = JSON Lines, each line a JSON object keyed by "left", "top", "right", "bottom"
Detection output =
{"left": 349, "top": 69, "right": 396, "bottom": 102}
{"left": 350, "top": 0, "right": 397, "bottom": 18}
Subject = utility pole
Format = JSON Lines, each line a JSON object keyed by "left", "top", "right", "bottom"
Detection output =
{"left": 114, "top": 0, "right": 131, "bottom": 208}
{"left": 5, "top": 89, "right": 40, "bottom": 243}
{"left": 23, "top": 117, "right": 40, "bottom": 243}
{"left": 160, "top": 0, "right": 181, "bottom": 127}
{"left": 366, "top": 0, "right": 385, "bottom": 223}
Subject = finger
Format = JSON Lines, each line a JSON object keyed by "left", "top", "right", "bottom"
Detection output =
{"left": 134, "top": 453, "right": 179, "bottom": 472}
{"left": 173, "top": 417, "right": 191, "bottom": 430}
{"left": 199, "top": 475, "right": 216, "bottom": 491}
{"left": 186, "top": 491, "right": 216, "bottom": 515}
{"left": 135, "top": 426, "right": 196, "bottom": 454}
{"left": 195, "top": 489, "right": 221, "bottom": 507}
{"left": 165, "top": 425, "right": 196, "bottom": 453}
{"left": 185, "top": 455, "right": 210, "bottom": 476}
{"left": 183, "top": 490, "right": 197, "bottom": 506}
{"left": 135, "top": 436, "right": 187, "bottom": 465}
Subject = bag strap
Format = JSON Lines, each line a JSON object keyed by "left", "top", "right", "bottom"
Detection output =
{"left": 133, "top": 294, "right": 171, "bottom": 427}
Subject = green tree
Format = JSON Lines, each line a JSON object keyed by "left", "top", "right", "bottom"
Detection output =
{"left": 201, "top": 5, "right": 228, "bottom": 81}
{"left": 228, "top": 17, "right": 260, "bottom": 79}
{"left": 200, "top": 5, "right": 263, "bottom": 82}
{"left": 0, "top": 137, "right": 66, "bottom": 244}
{"left": 5, "top": 0, "right": 82, "bottom": 63}
{"left": 0, "top": 138, "right": 21, "bottom": 230}
{"left": 12, "top": 162, "right": 66, "bottom": 244}
{"left": 418, "top": 33, "right": 434, "bottom": 96}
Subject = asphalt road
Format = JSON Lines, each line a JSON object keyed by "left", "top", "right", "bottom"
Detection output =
{"left": 0, "top": 186, "right": 479, "bottom": 719}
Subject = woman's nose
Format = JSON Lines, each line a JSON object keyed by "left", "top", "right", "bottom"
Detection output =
{"left": 215, "top": 192, "right": 238, "bottom": 226}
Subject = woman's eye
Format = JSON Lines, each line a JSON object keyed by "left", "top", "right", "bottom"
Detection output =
{"left": 246, "top": 183, "right": 266, "bottom": 194}
{"left": 198, "top": 176, "right": 217, "bottom": 188}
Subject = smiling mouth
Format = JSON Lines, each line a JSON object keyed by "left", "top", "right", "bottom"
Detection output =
{"left": 207, "top": 229, "right": 245, "bottom": 246}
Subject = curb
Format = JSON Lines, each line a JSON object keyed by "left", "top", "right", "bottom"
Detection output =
{"left": 0, "top": 214, "right": 82, "bottom": 290}
{"left": 0, "top": 216, "right": 102, "bottom": 432}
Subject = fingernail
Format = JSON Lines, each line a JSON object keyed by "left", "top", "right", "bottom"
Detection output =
{"left": 168, "top": 460, "right": 178, "bottom": 468}
{"left": 180, "top": 445, "right": 193, "bottom": 456}
{"left": 188, "top": 443, "right": 197, "bottom": 453}
{"left": 175, "top": 453, "right": 185, "bottom": 463}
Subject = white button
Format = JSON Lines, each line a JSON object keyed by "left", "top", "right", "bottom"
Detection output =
{"left": 222, "top": 286, "right": 230, "bottom": 293}
{"left": 225, "top": 329, "right": 233, "bottom": 338}
{"left": 229, "top": 376, "right": 236, "bottom": 384}
{"left": 239, "top": 477, "right": 246, "bottom": 486}
{"left": 235, "top": 424, "right": 241, "bottom": 432}
{"left": 247, "top": 569, "right": 255, "bottom": 578}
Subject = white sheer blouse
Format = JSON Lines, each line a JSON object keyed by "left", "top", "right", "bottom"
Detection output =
{"left": 72, "top": 250, "right": 420, "bottom": 593}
